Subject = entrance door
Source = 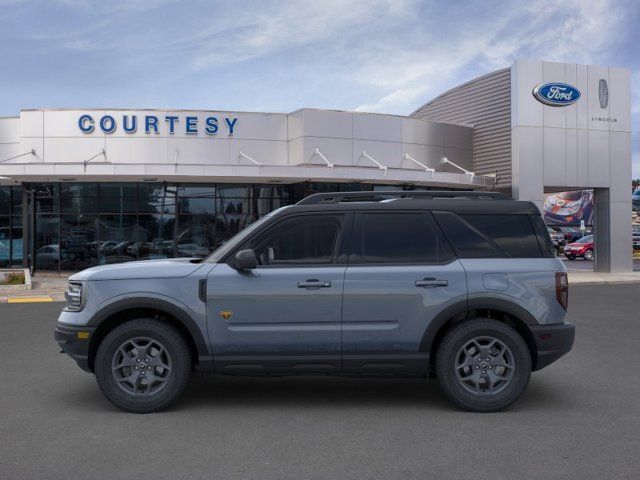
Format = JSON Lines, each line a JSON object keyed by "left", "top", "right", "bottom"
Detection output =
{"left": 341, "top": 211, "right": 467, "bottom": 374}
{"left": 206, "top": 212, "right": 350, "bottom": 374}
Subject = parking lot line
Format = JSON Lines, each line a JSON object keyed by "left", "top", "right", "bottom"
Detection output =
{"left": 7, "top": 296, "right": 54, "bottom": 303}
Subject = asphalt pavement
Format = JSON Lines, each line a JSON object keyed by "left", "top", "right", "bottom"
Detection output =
{"left": 1, "top": 285, "right": 639, "bottom": 479}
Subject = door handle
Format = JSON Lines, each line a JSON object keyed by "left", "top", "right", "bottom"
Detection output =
{"left": 297, "top": 279, "right": 332, "bottom": 288}
{"left": 415, "top": 278, "right": 448, "bottom": 288}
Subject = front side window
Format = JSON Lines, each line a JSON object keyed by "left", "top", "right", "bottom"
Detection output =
{"left": 351, "top": 212, "right": 454, "bottom": 264}
{"left": 247, "top": 214, "right": 343, "bottom": 266}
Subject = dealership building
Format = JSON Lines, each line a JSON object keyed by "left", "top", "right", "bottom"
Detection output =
{"left": 0, "top": 59, "right": 632, "bottom": 272}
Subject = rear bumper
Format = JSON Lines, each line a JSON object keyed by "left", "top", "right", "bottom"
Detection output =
{"left": 530, "top": 322, "right": 575, "bottom": 371}
{"left": 54, "top": 324, "right": 96, "bottom": 373}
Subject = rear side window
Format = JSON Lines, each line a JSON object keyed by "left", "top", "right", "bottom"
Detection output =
{"left": 434, "top": 212, "right": 546, "bottom": 258}
{"left": 432, "top": 212, "right": 501, "bottom": 258}
{"left": 351, "top": 212, "right": 455, "bottom": 264}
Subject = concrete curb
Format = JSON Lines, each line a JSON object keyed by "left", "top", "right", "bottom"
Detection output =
{"left": 568, "top": 273, "right": 640, "bottom": 285}
{"left": 569, "top": 279, "right": 640, "bottom": 285}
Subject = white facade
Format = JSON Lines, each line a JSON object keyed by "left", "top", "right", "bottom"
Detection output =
{"left": 511, "top": 59, "right": 631, "bottom": 201}
{"left": 0, "top": 108, "right": 491, "bottom": 189}
{"left": 511, "top": 60, "right": 632, "bottom": 272}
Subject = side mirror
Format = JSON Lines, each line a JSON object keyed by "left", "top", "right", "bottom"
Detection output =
{"left": 231, "top": 249, "right": 258, "bottom": 271}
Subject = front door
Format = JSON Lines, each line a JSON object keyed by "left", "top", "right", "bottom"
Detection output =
{"left": 341, "top": 211, "right": 467, "bottom": 374}
{"left": 206, "top": 212, "right": 350, "bottom": 374}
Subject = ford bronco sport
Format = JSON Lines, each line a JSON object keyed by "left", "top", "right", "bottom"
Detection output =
{"left": 55, "top": 191, "right": 574, "bottom": 413}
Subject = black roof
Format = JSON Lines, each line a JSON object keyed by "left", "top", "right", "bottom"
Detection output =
{"left": 283, "top": 191, "right": 540, "bottom": 215}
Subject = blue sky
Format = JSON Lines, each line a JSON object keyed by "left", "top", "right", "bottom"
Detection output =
{"left": 0, "top": 0, "right": 638, "bottom": 174}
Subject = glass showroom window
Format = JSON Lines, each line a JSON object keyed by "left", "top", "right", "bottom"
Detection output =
{"left": 60, "top": 214, "right": 98, "bottom": 270}
{"left": 19, "top": 181, "right": 414, "bottom": 271}
{"left": 35, "top": 214, "right": 60, "bottom": 270}
{"left": 0, "top": 187, "right": 10, "bottom": 267}
{"left": 0, "top": 215, "right": 9, "bottom": 268}
{"left": 98, "top": 214, "right": 138, "bottom": 265}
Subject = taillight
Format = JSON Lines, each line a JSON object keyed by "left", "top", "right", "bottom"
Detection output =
{"left": 555, "top": 272, "right": 568, "bottom": 310}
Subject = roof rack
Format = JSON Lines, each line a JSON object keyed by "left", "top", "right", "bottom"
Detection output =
{"left": 297, "top": 190, "right": 510, "bottom": 205}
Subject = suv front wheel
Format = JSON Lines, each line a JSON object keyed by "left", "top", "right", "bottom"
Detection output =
{"left": 95, "top": 318, "right": 192, "bottom": 413}
{"left": 435, "top": 318, "right": 531, "bottom": 412}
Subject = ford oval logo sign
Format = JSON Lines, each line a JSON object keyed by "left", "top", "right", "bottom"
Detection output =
{"left": 532, "top": 82, "right": 581, "bottom": 106}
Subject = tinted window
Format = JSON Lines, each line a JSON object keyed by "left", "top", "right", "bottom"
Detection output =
{"left": 435, "top": 212, "right": 543, "bottom": 258}
{"left": 433, "top": 212, "right": 500, "bottom": 258}
{"left": 530, "top": 214, "right": 556, "bottom": 257}
{"left": 462, "top": 215, "right": 542, "bottom": 257}
{"left": 352, "top": 213, "right": 454, "bottom": 264}
{"left": 248, "top": 215, "right": 342, "bottom": 265}
{"left": 0, "top": 187, "right": 10, "bottom": 215}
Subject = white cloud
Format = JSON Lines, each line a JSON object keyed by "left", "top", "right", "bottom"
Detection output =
{"left": 190, "top": 0, "right": 415, "bottom": 69}
{"left": 355, "top": 85, "right": 430, "bottom": 112}
{"left": 338, "top": 0, "right": 628, "bottom": 113}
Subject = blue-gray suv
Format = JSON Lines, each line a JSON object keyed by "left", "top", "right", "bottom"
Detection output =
{"left": 55, "top": 191, "right": 574, "bottom": 413}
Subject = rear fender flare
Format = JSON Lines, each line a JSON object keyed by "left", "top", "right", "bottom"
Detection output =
{"left": 420, "top": 298, "right": 538, "bottom": 352}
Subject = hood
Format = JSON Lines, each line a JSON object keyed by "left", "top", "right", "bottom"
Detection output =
{"left": 69, "top": 258, "right": 205, "bottom": 281}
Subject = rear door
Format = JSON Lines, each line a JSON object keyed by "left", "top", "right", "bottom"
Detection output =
{"left": 341, "top": 211, "right": 467, "bottom": 374}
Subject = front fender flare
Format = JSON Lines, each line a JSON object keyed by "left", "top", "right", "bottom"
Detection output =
{"left": 87, "top": 295, "right": 212, "bottom": 370}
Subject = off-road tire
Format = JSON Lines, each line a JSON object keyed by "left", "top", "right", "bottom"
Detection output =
{"left": 95, "top": 318, "right": 192, "bottom": 413}
{"left": 435, "top": 318, "right": 531, "bottom": 412}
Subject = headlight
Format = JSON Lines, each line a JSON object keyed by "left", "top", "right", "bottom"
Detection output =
{"left": 64, "top": 282, "right": 84, "bottom": 311}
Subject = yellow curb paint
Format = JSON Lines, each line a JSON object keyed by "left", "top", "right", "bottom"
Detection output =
{"left": 7, "top": 296, "right": 53, "bottom": 303}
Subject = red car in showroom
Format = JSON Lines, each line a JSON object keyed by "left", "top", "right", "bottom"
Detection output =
{"left": 564, "top": 234, "right": 594, "bottom": 261}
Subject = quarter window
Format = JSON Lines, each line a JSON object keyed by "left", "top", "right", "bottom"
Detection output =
{"left": 434, "top": 212, "right": 544, "bottom": 258}
{"left": 461, "top": 214, "right": 542, "bottom": 258}
{"left": 352, "top": 212, "right": 454, "bottom": 264}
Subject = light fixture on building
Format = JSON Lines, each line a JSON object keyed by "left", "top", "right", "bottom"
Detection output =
{"left": 0, "top": 149, "right": 36, "bottom": 163}
{"left": 441, "top": 156, "right": 474, "bottom": 177}
{"left": 83, "top": 148, "right": 109, "bottom": 171}
{"left": 238, "top": 151, "right": 261, "bottom": 166}
{"left": 360, "top": 150, "right": 387, "bottom": 173}
{"left": 312, "top": 148, "right": 333, "bottom": 169}
{"left": 403, "top": 153, "right": 435, "bottom": 174}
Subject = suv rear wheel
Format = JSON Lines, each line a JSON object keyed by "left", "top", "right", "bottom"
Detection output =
{"left": 435, "top": 318, "right": 531, "bottom": 412}
{"left": 95, "top": 318, "right": 192, "bottom": 413}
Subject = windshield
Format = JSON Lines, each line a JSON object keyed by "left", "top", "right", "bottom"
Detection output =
{"left": 575, "top": 235, "right": 593, "bottom": 243}
{"left": 202, "top": 206, "right": 292, "bottom": 263}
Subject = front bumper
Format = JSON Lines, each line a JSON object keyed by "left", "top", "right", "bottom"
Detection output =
{"left": 54, "top": 324, "right": 96, "bottom": 373}
{"left": 530, "top": 322, "right": 575, "bottom": 371}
